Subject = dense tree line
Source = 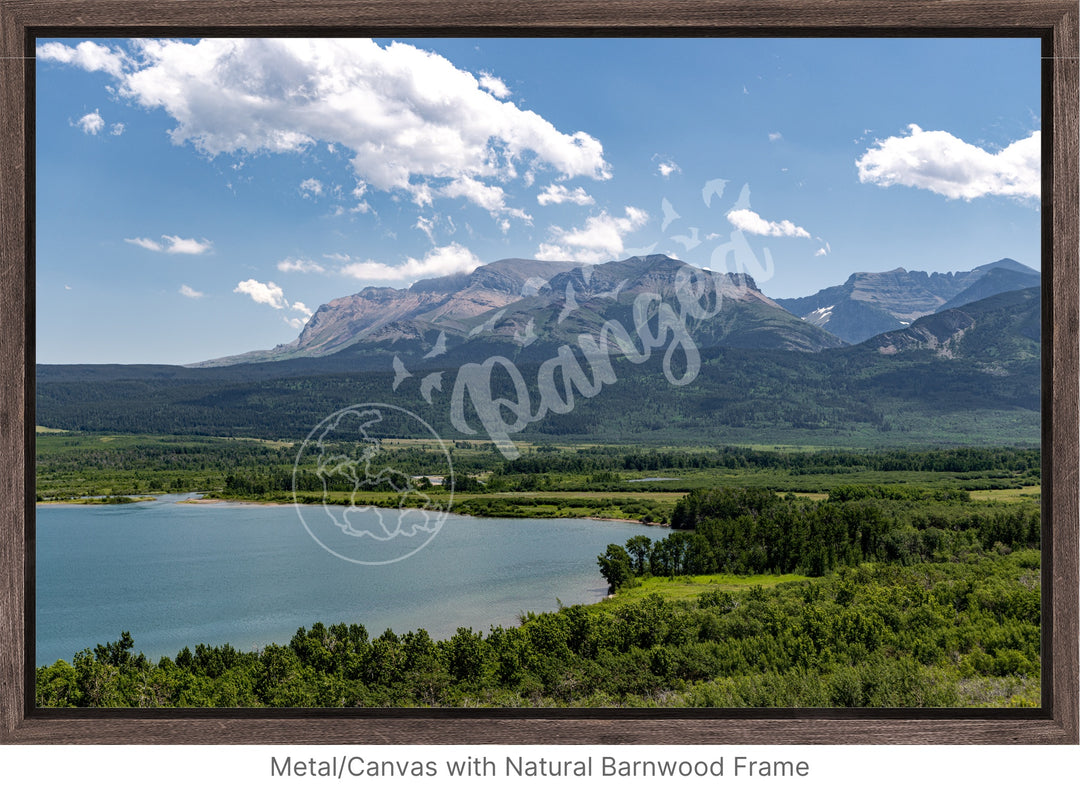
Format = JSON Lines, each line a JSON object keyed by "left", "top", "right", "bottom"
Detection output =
{"left": 36, "top": 330, "right": 1040, "bottom": 447}
{"left": 598, "top": 487, "right": 1039, "bottom": 590}
{"left": 40, "top": 437, "right": 1038, "bottom": 486}
{"left": 497, "top": 446, "right": 1039, "bottom": 477}
{"left": 36, "top": 549, "right": 1039, "bottom": 708}
{"left": 37, "top": 439, "right": 299, "bottom": 474}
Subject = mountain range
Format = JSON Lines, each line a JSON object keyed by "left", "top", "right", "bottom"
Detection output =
{"left": 196, "top": 255, "right": 1037, "bottom": 369}
{"left": 37, "top": 254, "right": 1041, "bottom": 448}
{"left": 197, "top": 254, "right": 844, "bottom": 368}
{"left": 774, "top": 257, "right": 1039, "bottom": 344}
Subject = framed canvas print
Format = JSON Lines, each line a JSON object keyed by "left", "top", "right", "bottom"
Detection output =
{"left": 0, "top": 0, "right": 1076, "bottom": 745}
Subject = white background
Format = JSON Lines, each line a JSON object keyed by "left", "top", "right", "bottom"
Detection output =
{"left": 1, "top": 744, "right": 1076, "bottom": 796}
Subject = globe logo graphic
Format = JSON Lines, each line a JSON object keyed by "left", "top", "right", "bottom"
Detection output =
{"left": 292, "top": 403, "right": 453, "bottom": 564}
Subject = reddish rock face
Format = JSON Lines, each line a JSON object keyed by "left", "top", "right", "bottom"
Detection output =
{"left": 227, "top": 254, "right": 845, "bottom": 365}
{"left": 285, "top": 258, "right": 584, "bottom": 356}
{"left": 200, "top": 254, "right": 1038, "bottom": 370}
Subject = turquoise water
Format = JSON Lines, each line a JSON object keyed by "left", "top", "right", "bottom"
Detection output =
{"left": 35, "top": 495, "right": 625, "bottom": 665}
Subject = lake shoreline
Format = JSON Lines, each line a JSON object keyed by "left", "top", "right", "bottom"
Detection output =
{"left": 37, "top": 492, "right": 664, "bottom": 525}
{"left": 36, "top": 501, "right": 620, "bottom": 666}
{"left": 177, "top": 497, "right": 292, "bottom": 507}
{"left": 36, "top": 496, "right": 156, "bottom": 506}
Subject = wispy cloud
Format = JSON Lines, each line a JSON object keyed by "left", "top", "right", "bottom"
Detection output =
{"left": 655, "top": 157, "right": 681, "bottom": 178}
{"left": 179, "top": 284, "right": 204, "bottom": 298}
{"left": 726, "top": 208, "right": 810, "bottom": 238}
{"left": 537, "top": 184, "right": 595, "bottom": 206}
{"left": 276, "top": 257, "right": 325, "bottom": 274}
{"left": 299, "top": 178, "right": 323, "bottom": 198}
{"left": 125, "top": 235, "right": 213, "bottom": 254}
{"left": 856, "top": 124, "right": 1040, "bottom": 201}
{"left": 416, "top": 215, "right": 436, "bottom": 243}
{"left": 478, "top": 72, "right": 511, "bottom": 99}
{"left": 437, "top": 176, "right": 531, "bottom": 224}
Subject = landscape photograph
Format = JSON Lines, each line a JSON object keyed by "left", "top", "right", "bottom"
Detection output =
{"left": 32, "top": 36, "right": 1043, "bottom": 709}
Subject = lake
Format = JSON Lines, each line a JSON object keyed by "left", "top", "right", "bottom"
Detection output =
{"left": 35, "top": 495, "right": 627, "bottom": 666}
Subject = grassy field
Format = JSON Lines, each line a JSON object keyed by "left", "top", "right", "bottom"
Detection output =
{"left": 595, "top": 573, "right": 813, "bottom": 608}
{"left": 968, "top": 486, "right": 1041, "bottom": 502}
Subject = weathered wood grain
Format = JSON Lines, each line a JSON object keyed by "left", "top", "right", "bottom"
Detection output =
{"left": 1045, "top": 1, "right": 1080, "bottom": 743}
{"left": 0, "top": 0, "right": 1075, "bottom": 31}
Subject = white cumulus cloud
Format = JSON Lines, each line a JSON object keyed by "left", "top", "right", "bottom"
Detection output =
{"left": 234, "top": 279, "right": 288, "bottom": 309}
{"left": 125, "top": 234, "right": 213, "bottom": 254}
{"left": 179, "top": 284, "right": 203, "bottom": 298}
{"left": 339, "top": 243, "right": 481, "bottom": 283}
{"left": 37, "top": 41, "right": 127, "bottom": 77}
{"left": 47, "top": 38, "right": 611, "bottom": 215}
{"left": 234, "top": 281, "right": 313, "bottom": 329}
{"left": 438, "top": 177, "right": 510, "bottom": 214}
{"left": 856, "top": 124, "right": 1040, "bottom": 201}
{"left": 537, "top": 184, "right": 595, "bottom": 206}
{"left": 726, "top": 208, "right": 811, "bottom": 238}
{"left": 77, "top": 110, "right": 105, "bottom": 135}
{"left": 536, "top": 207, "right": 649, "bottom": 263}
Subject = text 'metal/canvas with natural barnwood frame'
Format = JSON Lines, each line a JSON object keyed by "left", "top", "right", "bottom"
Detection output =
{"left": 1, "top": 0, "right": 1076, "bottom": 744}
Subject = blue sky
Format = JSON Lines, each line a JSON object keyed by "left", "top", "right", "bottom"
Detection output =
{"left": 35, "top": 37, "right": 1041, "bottom": 364}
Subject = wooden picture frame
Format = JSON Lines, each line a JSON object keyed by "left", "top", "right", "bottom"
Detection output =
{"left": 1, "top": 0, "right": 1076, "bottom": 744}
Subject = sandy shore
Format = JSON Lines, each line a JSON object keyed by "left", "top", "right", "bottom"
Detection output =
{"left": 176, "top": 497, "right": 292, "bottom": 507}
{"left": 36, "top": 496, "right": 157, "bottom": 506}
{"left": 39, "top": 496, "right": 663, "bottom": 524}
{"left": 37, "top": 495, "right": 293, "bottom": 507}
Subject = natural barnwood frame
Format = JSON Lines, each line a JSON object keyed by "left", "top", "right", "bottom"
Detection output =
{"left": 0, "top": 0, "right": 1076, "bottom": 744}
